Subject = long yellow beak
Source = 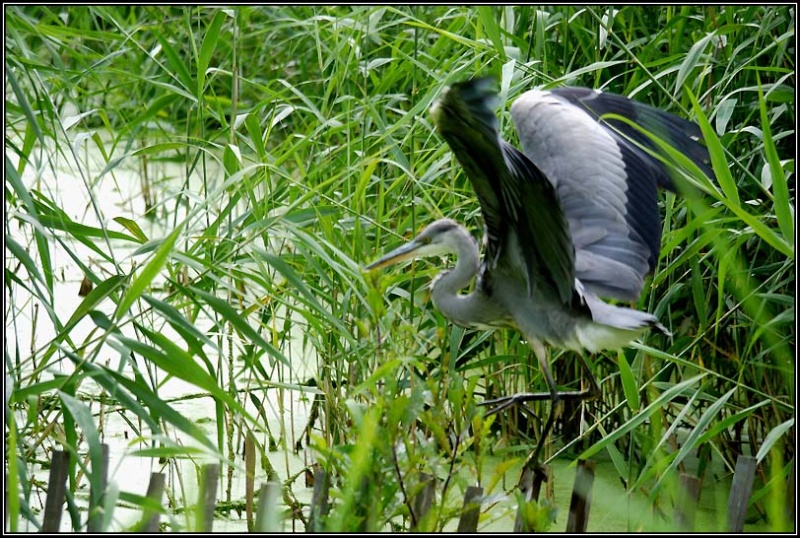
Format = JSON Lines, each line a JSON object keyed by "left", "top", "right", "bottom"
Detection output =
{"left": 364, "top": 239, "right": 424, "bottom": 271}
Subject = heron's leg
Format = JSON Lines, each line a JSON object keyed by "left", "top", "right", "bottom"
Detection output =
{"left": 483, "top": 339, "right": 561, "bottom": 466}
{"left": 479, "top": 342, "right": 603, "bottom": 475}
{"left": 529, "top": 338, "right": 558, "bottom": 465}
{"left": 481, "top": 348, "right": 603, "bottom": 473}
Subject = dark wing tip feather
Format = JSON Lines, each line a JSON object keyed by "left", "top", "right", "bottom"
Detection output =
{"left": 432, "top": 77, "right": 506, "bottom": 265}
{"left": 434, "top": 77, "right": 500, "bottom": 139}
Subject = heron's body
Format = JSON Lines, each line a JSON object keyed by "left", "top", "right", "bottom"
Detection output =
{"left": 366, "top": 77, "right": 711, "bottom": 462}
{"left": 425, "top": 218, "right": 662, "bottom": 355}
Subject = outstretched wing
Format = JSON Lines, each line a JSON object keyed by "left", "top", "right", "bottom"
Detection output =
{"left": 510, "top": 87, "right": 712, "bottom": 301}
{"left": 431, "top": 78, "right": 577, "bottom": 306}
{"left": 553, "top": 87, "right": 714, "bottom": 189}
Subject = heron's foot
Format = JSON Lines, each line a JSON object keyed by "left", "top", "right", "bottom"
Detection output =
{"left": 480, "top": 393, "right": 547, "bottom": 416}
{"left": 480, "top": 387, "right": 598, "bottom": 416}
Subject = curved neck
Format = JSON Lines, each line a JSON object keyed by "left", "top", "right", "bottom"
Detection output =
{"left": 430, "top": 226, "right": 482, "bottom": 325}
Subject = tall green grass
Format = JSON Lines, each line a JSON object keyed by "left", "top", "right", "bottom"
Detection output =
{"left": 5, "top": 5, "right": 794, "bottom": 531}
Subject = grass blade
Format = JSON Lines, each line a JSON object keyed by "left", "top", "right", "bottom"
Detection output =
{"left": 757, "top": 80, "right": 794, "bottom": 246}
{"left": 115, "top": 224, "right": 183, "bottom": 321}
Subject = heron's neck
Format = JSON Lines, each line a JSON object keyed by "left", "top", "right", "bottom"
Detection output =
{"left": 430, "top": 226, "right": 481, "bottom": 324}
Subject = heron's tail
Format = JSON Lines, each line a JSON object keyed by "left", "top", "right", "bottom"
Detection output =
{"left": 576, "top": 293, "right": 670, "bottom": 352}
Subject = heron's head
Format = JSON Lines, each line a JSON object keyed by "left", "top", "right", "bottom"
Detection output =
{"left": 365, "top": 219, "right": 463, "bottom": 271}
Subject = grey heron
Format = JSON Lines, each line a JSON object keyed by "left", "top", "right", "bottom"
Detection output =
{"left": 366, "top": 77, "right": 711, "bottom": 462}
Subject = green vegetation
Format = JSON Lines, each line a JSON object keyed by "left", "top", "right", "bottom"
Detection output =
{"left": 5, "top": 5, "right": 794, "bottom": 532}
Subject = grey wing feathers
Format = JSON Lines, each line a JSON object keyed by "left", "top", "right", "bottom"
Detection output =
{"left": 552, "top": 87, "right": 714, "bottom": 186}
{"left": 510, "top": 87, "right": 711, "bottom": 301}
